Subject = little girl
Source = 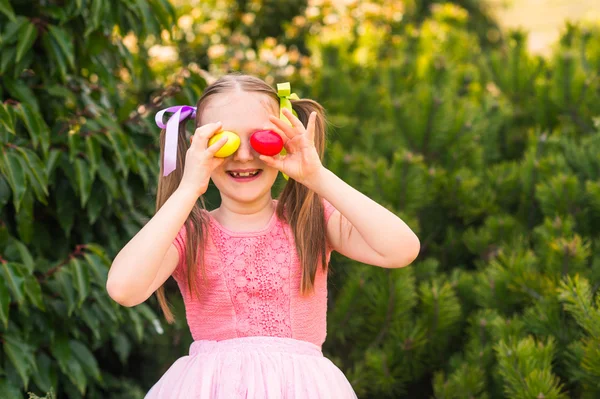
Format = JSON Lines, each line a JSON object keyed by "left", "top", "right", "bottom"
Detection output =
{"left": 107, "top": 73, "right": 420, "bottom": 398}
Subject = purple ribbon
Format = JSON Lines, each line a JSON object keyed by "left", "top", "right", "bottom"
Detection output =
{"left": 155, "top": 105, "right": 197, "bottom": 176}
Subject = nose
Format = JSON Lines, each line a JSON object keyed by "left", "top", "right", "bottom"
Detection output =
{"left": 232, "top": 137, "right": 255, "bottom": 162}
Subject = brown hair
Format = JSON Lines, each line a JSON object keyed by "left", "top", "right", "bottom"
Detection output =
{"left": 155, "top": 73, "right": 329, "bottom": 323}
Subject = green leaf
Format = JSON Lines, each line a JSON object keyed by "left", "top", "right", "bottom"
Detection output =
{"left": 47, "top": 25, "right": 75, "bottom": 70}
{"left": 12, "top": 46, "right": 34, "bottom": 80}
{"left": 85, "top": 134, "right": 101, "bottom": 177}
{"left": 93, "top": 290, "right": 118, "bottom": 323}
{"left": 84, "top": 243, "right": 109, "bottom": 261}
{"left": 0, "top": 103, "right": 16, "bottom": 134}
{"left": 136, "top": 302, "right": 163, "bottom": 334}
{"left": 3, "top": 331, "right": 36, "bottom": 389}
{"left": 97, "top": 158, "right": 119, "bottom": 201}
{"left": 0, "top": 149, "right": 26, "bottom": 212}
{"left": 24, "top": 276, "right": 45, "bottom": 311}
{"left": 0, "top": 378, "right": 22, "bottom": 399}
{"left": 81, "top": 306, "right": 101, "bottom": 341}
{"left": 12, "top": 240, "right": 34, "bottom": 274}
{"left": 83, "top": 252, "right": 108, "bottom": 286}
{"left": 51, "top": 335, "right": 87, "bottom": 395}
{"left": 45, "top": 149, "right": 61, "bottom": 180}
{"left": 86, "top": 184, "right": 105, "bottom": 224}
{"left": 104, "top": 130, "right": 129, "bottom": 176}
{"left": 0, "top": 46, "right": 15, "bottom": 75}
{"left": 15, "top": 190, "right": 34, "bottom": 243}
{"left": 55, "top": 267, "right": 76, "bottom": 316}
{"left": 41, "top": 31, "right": 67, "bottom": 82}
{"left": 15, "top": 19, "right": 37, "bottom": 63}
{"left": 68, "top": 129, "right": 81, "bottom": 162}
{"left": 0, "top": 278, "right": 10, "bottom": 329}
{"left": 133, "top": 0, "right": 158, "bottom": 36}
{"left": 119, "top": 176, "right": 134, "bottom": 210}
{"left": 1, "top": 262, "right": 25, "bottom": 306}
{"left": 46, "top": 84, "right": 77, "bottom": 103}
{"left": 31, "top": 352, "right": 58, "bottom": 395}
{"left": 0, "top": 175, "right": 10, "bottom": 212}
{"left": 74, "top": 158, "right": 93, "bottom": 207}
{"left": 55, "top": 179, "right": 76, "bottom": 236}
{"left": 85, "top": 0, "right": 104, "bottom": 37}
{"left": 0, "top": 0, "right": 17, "bottom": 22}
{"left": 14, "top": 146, "right": 49, "bottom": 204}
{"left": 4, "top": 76, "right": 39, "bottom": 112}
{"left": 112, "top": 332, "right": 131, "bottom": 365}
{"left": 70, "top": 257, "right": 90, "bottom": 307}
{"left": 69, "top": 340, "right": 102, "bottom": 382}
{"left": 18, "top": 103, "right": 51, "bottom": 157}
{"left": 131, "top": 148, "right": 150, "bottom": 188}
{"left": 148, "top": 0, "right": 176, "bottom": 31}
{"left": 127, "top": 307, "right": 144, "bottom": 342}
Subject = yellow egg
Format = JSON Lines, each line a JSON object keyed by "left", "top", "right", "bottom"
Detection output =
{"left": 207, "top": 131, "right": 240, "bottom": 157}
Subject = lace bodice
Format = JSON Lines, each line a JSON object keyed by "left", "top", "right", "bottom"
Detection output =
{"left": 171, "top": 199, "right": 336, "bottom": 348}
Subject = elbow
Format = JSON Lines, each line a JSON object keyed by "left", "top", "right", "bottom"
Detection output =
{"left": 106, "top": 278, "right": 141, "bottom": 308}
{"left": 386, "top": 235, "right": 420, "bottom": 268}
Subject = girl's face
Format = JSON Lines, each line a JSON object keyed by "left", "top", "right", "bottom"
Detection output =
{"left": 200, "top": 90, "right": 282, "bottom": 206}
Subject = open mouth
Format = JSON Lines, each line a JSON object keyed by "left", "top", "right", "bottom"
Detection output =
{"left": 226, "top": 169, "right": 263, "bottom": 180}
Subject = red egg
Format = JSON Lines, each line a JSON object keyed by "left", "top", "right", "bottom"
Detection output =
{"left": 250, "top": 130, "right": 284, "bottom": 156}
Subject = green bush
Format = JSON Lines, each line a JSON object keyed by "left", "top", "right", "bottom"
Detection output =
{"left": 0, "top": 0, "right": 194, "bottom": 397}
{"left": 301, "top": 5, "right": 600, "bottom": 398}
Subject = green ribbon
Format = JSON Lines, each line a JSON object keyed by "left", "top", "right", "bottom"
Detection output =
{"left": 277, "top": 82, "right": 299, "bottom": 181}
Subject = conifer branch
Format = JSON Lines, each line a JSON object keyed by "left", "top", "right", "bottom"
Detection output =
{"left": 566, "top": 107, "right": 594, "bottom": 133}
{"left": 371, "top": 270, "right": 395, "bottom": 348}
{"left": 422, "top": 96, "right": 440, "bottom": 157}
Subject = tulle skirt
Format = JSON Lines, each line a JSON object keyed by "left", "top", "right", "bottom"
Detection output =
{"left": 145, "top": 336, "right": 358, "bottom": 398}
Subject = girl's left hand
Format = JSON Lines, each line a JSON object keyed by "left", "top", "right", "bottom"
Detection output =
{"left": 260, "top": 108, "right": 324, "bottom": 186}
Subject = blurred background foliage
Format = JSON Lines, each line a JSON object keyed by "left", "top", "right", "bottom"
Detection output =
{"left": 1, "top": 0, "right": 600, "bottom": 398}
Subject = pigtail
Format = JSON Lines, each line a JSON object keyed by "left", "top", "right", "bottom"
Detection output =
{"left": 155, "top": 119, "right": 209, "bottom": 323}
{"left": 276, "top": 99, "right": 329, "bottom": 295}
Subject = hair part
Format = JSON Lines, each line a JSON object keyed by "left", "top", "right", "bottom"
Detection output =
{"left": 155, "top": 73, "right": 329, "bottom": 323}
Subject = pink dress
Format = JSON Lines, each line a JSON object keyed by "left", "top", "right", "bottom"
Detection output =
{"left": 145, "top": 199, "right": 358, "bottom": 398}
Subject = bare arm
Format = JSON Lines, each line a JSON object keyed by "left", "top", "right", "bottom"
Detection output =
{"left": 262, "top": 109, "right": 420, "bottom": 268}
{"left": 107, "top": 121, "right": 227, "bottom": 307}
{"left": 308, "top": 167, "right": 420, "bottom": 268}
{"left": 106, "top": 187, "right": 197, "bottom": 306}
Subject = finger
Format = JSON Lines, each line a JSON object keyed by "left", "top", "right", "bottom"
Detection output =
{"left": 306, "top": 111, "right": 317, "bottom": 143}
{"left": 205, "top": 136, "right": 229, "bottom": 157}
{"left": 282, "top": 107, "right": 305, "bottom": 130}
{"left": 269, "top": 115, "right": 297, "bottom": 140}
{"left": 259, "top": 154, "right": 284, "bottom": 170}
{"left": 192, "top": 121, "right": 222, "bottom": 149}
{"left": 267, "top": 125, "right": 291, "bottom": 147}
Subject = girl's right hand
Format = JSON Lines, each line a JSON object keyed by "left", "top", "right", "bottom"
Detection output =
{"left": 178, "top": 121, "right": 228, "bottom": 198}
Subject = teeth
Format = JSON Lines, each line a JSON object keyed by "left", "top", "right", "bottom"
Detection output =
{"left": 230, "top": 171, "right": 259, "bottom": 177}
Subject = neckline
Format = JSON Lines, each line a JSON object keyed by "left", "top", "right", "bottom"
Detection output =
{"left": 206, "top": 200, "right": 279, "bottom": 237}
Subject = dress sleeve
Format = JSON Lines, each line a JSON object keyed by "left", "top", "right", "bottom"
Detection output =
{"left": 172, "top": 224, "right": 188, "bottom": 283}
